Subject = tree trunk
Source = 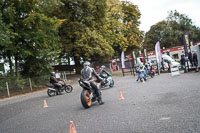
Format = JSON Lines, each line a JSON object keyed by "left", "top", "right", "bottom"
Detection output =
{"left": 15, "top": 55, "right": 18, "bottom": 77}
{"left": 74, "top": 56, "right": 82, "bottom": 75}
{"left": 8, "top": 56, "right": 14, "bottom": 75}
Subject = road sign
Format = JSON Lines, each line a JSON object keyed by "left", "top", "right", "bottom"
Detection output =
{"left": 171, "top": 65, "right": 180, "bottom": 76}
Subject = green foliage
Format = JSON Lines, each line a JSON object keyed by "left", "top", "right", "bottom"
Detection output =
{"left": 121, "top": 1, "right": 144, "bottom": 53}
{"left": 143, "top": 10, "right": 200, "bottom": 51}
{"left": 103, "top": 0, "right": 143, "bottom": 57}
{"left": 0, "top": 0, "right": 144, "bottom": 76}
{"left": 0, "top": 0, "right": 62, "bottom": 76}
{"left": 59, "top": 0, "right": 113, "bottom": 66}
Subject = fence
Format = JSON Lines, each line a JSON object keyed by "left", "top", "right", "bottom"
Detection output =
{"left": 0, "top": 72, "right": 75, "bottom": 98}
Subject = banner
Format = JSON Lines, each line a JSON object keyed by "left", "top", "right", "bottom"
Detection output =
{"left": 155, "top": 41, "right": 162, "bottom": 64}
{"left": 132, "top": 50, "right": 137, "bottom": 67}
{"left": 121, "top": 51, "right": 125, "bottom": 68}
{"left": 143, "top": 48, "right": 148, "bottom": 64}
{"left": 190, "top": 40, "right": 193, "bottom": 47}
{"left": 183, "top": 31, "right": 190, "bottom": 56}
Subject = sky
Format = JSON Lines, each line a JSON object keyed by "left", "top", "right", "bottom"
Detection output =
{"left": 127, "top": 0, "right": 200, "bottom": 32}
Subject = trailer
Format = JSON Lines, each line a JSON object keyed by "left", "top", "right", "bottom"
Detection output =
{"left": 191, "top": 43, "right": 200, "bottom": 67}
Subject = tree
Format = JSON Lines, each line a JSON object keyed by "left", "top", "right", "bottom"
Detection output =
{"left": 143, "top": 10, "right": 200, "bottom": 51}
{"left": 59, "top": 0, "right": 114, "bottom": 73}
{"left": 121, "top": 1, "right": 144, "bottom": 53}
{"left": 0, "top": 0, "right": 62, "bottom": 76}
{"left": 143, "top": 21, "right": 168, "bottom": 51}
{"left": 103, "top": 0, "right": 143, "bottom": 57}
{"left": 0, "top": 13, "right": 15, "bottom": 74}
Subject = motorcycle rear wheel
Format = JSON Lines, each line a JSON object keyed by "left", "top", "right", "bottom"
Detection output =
{"left": 81, "top": 90, "right": 92, "bottom": 109}
{"left": 65, "top": 85, "right": 73, "bottom": 93}
{"left": 47, "top": 89, "right": 55, "bottom": 97}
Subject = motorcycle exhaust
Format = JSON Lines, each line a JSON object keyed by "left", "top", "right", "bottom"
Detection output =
{"left": 48, "top": 88, "right": 56, "bottom": 91}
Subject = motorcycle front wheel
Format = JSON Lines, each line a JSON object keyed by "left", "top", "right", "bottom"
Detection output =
{"left": 47, "top": 89, "right": 56, "bottom": 97}
{"left": 65, "top": 85, "right": 73, "bottom": 93}
{"left": 109, "top": 79, "right": 114, "bottom": 87}
{"left": 81, "top": 90, "right": 92, "bottom": 109}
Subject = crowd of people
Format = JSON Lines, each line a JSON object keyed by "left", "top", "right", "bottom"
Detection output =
{"left": 180, "top": 50, "right": 199, "bottom": 72}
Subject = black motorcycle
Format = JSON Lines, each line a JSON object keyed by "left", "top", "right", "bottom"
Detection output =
{"left": 79, "top": 79, "right": 102, "bottom": 109}
{"left": 47, "top": 80, "right": 73, "bottom": 97}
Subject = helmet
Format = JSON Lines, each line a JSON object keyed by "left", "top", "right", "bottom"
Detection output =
{"left": 101, "top": 65, "right": 105, "bottom": 69}
{"left": 51, "top": 72, "right": 55, "bottom": 76}
{"left": 83, "top": 61, "right": 90, "bottom": 67}
{"left": 139, "top": 63, "right": 144, "bottom": 69}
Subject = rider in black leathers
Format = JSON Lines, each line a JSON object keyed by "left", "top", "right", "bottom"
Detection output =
{"left": 80, "top": 61, "right": 104, "bottom": 105}
{"left": 50, "top": 72, "right": 62, "bottom": 94}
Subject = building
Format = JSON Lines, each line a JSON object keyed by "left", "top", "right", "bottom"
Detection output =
{"left": 147, "top": 41, "right": 200, "bottom": 62}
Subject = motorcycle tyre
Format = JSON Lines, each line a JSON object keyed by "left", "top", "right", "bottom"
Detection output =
{"left": 65, "top": 85, "right": 73, "bottom": 93}
{"left": 47, "top": 89, "right": 56, "bottom": 97}
{"left": 109, "top": 79, "right": 114, "bottom": 88}
{"left": 81, "top": 90, "right": 92, "bottom": 109}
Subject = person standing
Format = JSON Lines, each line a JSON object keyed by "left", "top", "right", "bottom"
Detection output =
{"left": 55, "top": 70, "right": 61, "bottom": 80}
{"left": 180, "top": 54, "right": 186, "bottom": 73}
{"left": 192, "top": 51, "right": 198, "bottom": 72}
{"left": 161, "top": 58, "right": 164, "bottom": 71}
{"left": 188, "top": 51, "right": 193, "bottom": 67}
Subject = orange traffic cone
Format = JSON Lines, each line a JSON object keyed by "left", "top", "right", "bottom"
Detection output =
{"left": 120, "top": 91, "right": 124, "bottom": 100}
{"left": 69, "top": 121, "right": 77, "bottom": 133}
{"left": 43, "top": 100, "right": 48, "bottom": 108}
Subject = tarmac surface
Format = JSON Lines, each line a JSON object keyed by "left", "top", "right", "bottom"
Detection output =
{"left": 0, "top": 72, "right": 200, "bottom": 133}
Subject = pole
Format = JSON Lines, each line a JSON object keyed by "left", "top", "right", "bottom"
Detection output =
{"left": 6, "top": 82, "right": 10, "bottom": 97}
{"left": 64, "top": 72, "right": 67, "bottom": 81}
{"left": 29, "top": 78, "right": 33, "bottom": 91}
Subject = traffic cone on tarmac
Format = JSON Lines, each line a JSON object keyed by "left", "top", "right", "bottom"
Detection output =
{"left": 120, "top": 91, "right": 124, "bottom": 100}
{"left": 43, "top": 100, "right": 48, "bottom": 108}
{"left": 69, "top": 121, "right": 77, "bottom": 133}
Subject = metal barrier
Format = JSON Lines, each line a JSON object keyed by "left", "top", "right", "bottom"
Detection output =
{"left": 0, "top": 73, "right": 77, "bottom": 98}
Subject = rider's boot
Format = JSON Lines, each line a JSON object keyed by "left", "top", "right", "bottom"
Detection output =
{"left": 57, "top": 88, "right": 62, "bottom": 95}
{"left": 98, "top": 97, "right": 104, "bottom": 105}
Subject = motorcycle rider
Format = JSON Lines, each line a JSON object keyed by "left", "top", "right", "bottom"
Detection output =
{"left": 80, "top": 61, "right": 104, "bottom": 105}
{"left": 50, "top": 72, "right": 62, "bottom": 94}
{"left": 98, "top": 65, "right": 110, "bottom": 85}
{"left": 136, "top": 63, "right": 146, "bottom": 83}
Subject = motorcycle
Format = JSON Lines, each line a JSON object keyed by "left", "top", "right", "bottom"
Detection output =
{"left": 79, "top": 79, "right": 102, "bottom": 109}
{"left": 100, "top": 73, "right": 114, "bottom": 88}
{"left": 149, "top": 67, "right": 155, "bottom": 78}
{"left": 47, "top": 80, "right": 73, "bottom": 97}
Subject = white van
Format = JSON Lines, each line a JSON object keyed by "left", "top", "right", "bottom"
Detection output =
{"left": 162, "top": 54, "right": 180, "bottom": 67}
{"left": 137, "top": 54, "right": 180, "bottom": 70}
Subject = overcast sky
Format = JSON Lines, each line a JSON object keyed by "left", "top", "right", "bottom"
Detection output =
{"left": 127, "top": 0, "right": 200, "bottom": 32}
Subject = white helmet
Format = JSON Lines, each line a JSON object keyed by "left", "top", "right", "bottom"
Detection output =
{"left": 83, "top": 61, "right": 90, "bottom": 67}
{"left": 101, "top": 65, "right": 105, "bottom": 69}
{"left": 51, "top": 72, "right": 55, "bottom": 76}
